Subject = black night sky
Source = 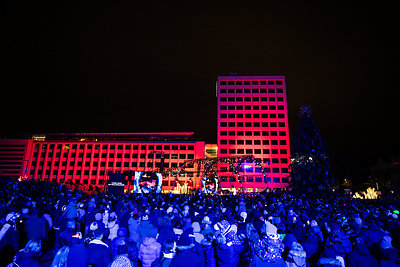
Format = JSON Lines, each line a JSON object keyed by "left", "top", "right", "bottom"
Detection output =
{"left": 1, "top": 1, "right": 399, "bottom": 183}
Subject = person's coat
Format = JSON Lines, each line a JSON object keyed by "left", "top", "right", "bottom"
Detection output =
{"left": 138, "top": 237, "right": 161, "bottom": 267}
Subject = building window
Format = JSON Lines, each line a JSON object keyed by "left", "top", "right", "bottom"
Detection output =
{"left": 220, "top": 89, "right": 227, "bottom": 93}
{"left": 220, "top": 105, "right": 227, "bottom": 110}
{"left": 220, "top": 114, "right": 227, "bottom": 118}
{"left": 246, "top": 140, "right": 252, "bottom": 145}
{"left": 263, "top": 149, "right": 270, "bottom": 154}
{"left": 220, "top": 81, "right": 227, "bottom": 85}
{"left": 280, "top": 149, "right": 287, "bottom": 154}
{"left": 220, "top": 122, "right": 227, "bottom": 127}
{"left": 246, "top": 149, "right": 253, "bottom": 154}
{"left": 220, "top": 149, "right": 227, "bottom": 154}
{"left": 237, "top": 149, "right": 244, "bottom": 154}
{"left": 254, "top": 149, "right": 261, "bottom": 154}
{"left": 220, "top": 140, "right": 227, "bottom": 144}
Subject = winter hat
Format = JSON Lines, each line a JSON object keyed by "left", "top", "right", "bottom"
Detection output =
{"left": 254, "top": 233, "right": 284, "bottom": 263}
{"left": 192, "top": 222, "right": 201, "bottom": 233}
{"left": 90, "top": 222, "right": 99, "bottom": 231}
{"left": 111, "top": 255, "right": 132, "bottom": 267}
{"left": 141, "top": 215, "right": 149, "bottom": 221}
{"left": 109, "top": 212, "right": 117, "bottom": 220}
{"left": 240, "top": 212, "right": 247, "bottom": 222}
{"left": 166, "top": 207, "right": 173, "bottom": 214}
{"left": 202, "top": 216, "right": 212, "bottom": 225}
{"left": 117, "top": 226, "right": 128, "bottom": 237}
{"left": 355, "top": 217, "right": 363, "bottom": 225}
{"left": 178, "top": 231, "right": 193, "bottom": 246}
{"left": 6, "top": 212, "right": 15, "bottom": 222}
{"left": 310, "top": 220, "right": 318, "bottom": 227}
{"left": 95, "top": 213, "right": 102, "bottom": 221}
{"left": 215, "top": 220, "right": 231, "bottom": 236}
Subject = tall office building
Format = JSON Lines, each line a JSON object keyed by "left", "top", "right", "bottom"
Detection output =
{"left": 217, "top": 76, "right": 290, "bottom": 192}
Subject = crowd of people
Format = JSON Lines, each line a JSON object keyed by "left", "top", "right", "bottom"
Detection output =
{"left": 0, "top": 178, "right": 399, "bottom": 267}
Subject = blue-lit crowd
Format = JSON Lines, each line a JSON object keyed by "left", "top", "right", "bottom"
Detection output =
{"left": 0, "top": 178, "right": 399, "bottom": 267}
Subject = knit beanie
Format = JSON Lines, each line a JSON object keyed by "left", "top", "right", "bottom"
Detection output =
{"left": 111, "top": 255, "right": 132, "bottom": 267}
{"left": 254, "top": 233, "right": 284, "bottom": 262}
{"left": 90, "top": 222, "right": 99, "bottom": 231}
{"left": 179, "top": 231, "right": 193, "bottom": 246}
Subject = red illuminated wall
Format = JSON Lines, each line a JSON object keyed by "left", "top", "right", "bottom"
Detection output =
{"left": 1, "top": 133, "right": 205, "bottom": 191}
{"left": 217, "top": 76, "right": 290, "bottom": 192}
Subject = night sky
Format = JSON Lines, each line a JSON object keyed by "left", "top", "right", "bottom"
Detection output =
{"left": 1, "top": 0, "right": 399, "bottom": 181}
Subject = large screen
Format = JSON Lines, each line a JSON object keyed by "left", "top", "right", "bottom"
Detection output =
{"left": 133, "top": 171, "right": 162, "bottom": 193}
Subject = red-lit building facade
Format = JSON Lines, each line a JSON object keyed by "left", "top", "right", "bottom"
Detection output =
{"left": 0, "top": 133, "right": 205, "bottom": 192}
{"left": 217, "top": 76, "right": 290, "bottom": 192}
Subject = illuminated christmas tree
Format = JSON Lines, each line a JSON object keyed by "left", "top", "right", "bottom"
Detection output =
{"left": 289, "top": 106, "right": 334, "bottom": 197}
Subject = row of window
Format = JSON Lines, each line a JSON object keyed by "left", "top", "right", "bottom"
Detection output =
{"left": 219, "top": 166, "right": 288, "bottom": 173}
{"left": 220, "top": 122, "right": 285, "bottom": 128}
{"left": 35, "top": 144, "right": 196, "bottom": 151}
{"left": 33, "top": 152, "right": 195, "bottom": 160}
{"left": 219, "top": 176, "right": 289, "bottom": 183}
{"left": 220, "top": 130, "right": 287, "bottom": 137}
{"left": 220, "top": 105, "right": 285, "bottom": 111}
{"left": 219, "top": 148, "right": 288, "bottom": 155}
{"left": 218, "top": 157, "right": 288, "bottom": 164}
{"left": 220, "top": 113, "right": 285, "bottom": 119}
{"left": 220, "top": 88, "right": 284, "bottom": 94}
{"left": 220, "top": 139, "right": 287, "bottom": 145}
{"left": 219, "top": 80, "right": 283, "bottom": 85}
{"left": 220, "top": 96, "right": 284, "bottom": 102}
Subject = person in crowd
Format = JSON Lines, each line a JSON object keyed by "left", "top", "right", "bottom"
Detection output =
{"left": 169, "top": 231, "right": 203, "bottom": 267}
{"left": 8, "top": 239, "right": 42, "bottom": 267}
{"left": 151, "top": 239, "right": 176, "bottom": 267}
{"left": 87, "top": 228, "right": 112, "bottom": 267}
{"left": 249, "top": 233, "right": 286, "bottom": 267}
{"left": 138, "top": 235, "right": 162, "bottom": 267}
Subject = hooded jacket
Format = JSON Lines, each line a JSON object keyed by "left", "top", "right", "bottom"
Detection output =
{"left": 138, "top": 237, "right": 161, "bottom": 267}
